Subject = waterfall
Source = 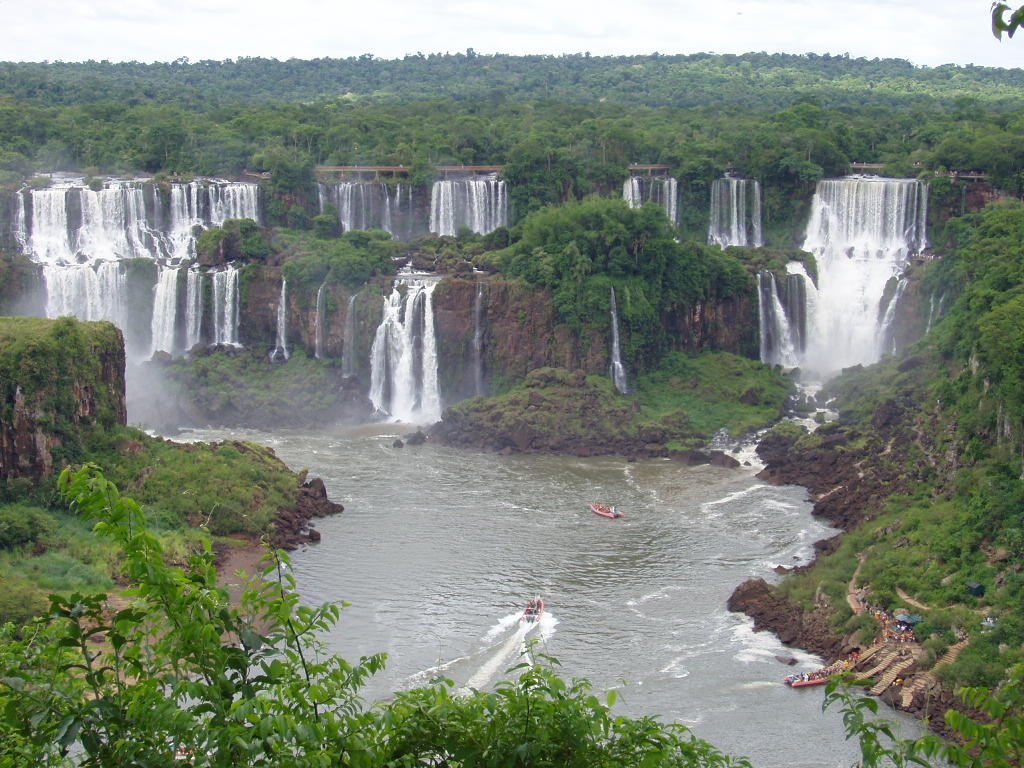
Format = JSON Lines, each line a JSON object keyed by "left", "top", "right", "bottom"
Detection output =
{"left": 341, "top": 293, "right": 359, "bottom": 378}
{"left": 708, "top": 177, "right": 763, "bottom": 248}
{"left": 184, "top": 266, "right": 204, "bottom": 351}
{"left": 211, "top": 265, "right": 241, "bottom": 346}
{"left": 207, "top": 182, "right": 260, "bottom": 226}
{"left": 165, "top": 183, "right": 202, "bottom": 262}
{"left": 271, "top": 279, "right": 289, "bottom": 361}
{"left": 429, "top": 175, "right": 507, "bottom": 236}
{"left": 798, "top": 176, "right": 928, "bottom": 375}
{"left": 609, "top": 287, "right": 629, "bottom": 394}
{"left": 368, "top": 278, "right": 442, "bottom": 423}
{"left": 925, "top": 292, "right": 947, "bottom": 335}
{"left": 319, "top": 181, "right": 407, "bottom": 236}
{"left": 878, "top": 278, "right": 908, "bottom": 356}
{"left": 13, "top": 190, "right": 27, "bottom": 251}
{"left": 473, "top": 282, "right": 486, "bottom": 396}
{"left": 43, "top": 261, "right": 126, "bottom": 327}
{"left": 314, "top": 283, "right": 326, "bottom": 359}
{"left": 623, "top": 178, "right": 642, "bottom": 208}
{"left": 623, "top": 176, "right": 678, "bottom": 225}
{"left": 150, "top": 266, "right": 180, "bottom": 355}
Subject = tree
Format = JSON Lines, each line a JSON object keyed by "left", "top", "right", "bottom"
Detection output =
{"left": 992, "top": 3, "right": 1024, "bottom": 39}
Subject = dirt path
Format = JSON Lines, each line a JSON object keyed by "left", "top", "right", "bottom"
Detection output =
{"left": 895, "top": 587, "right": 931, "bottom": 612}
{"left": 847, "top": 553, "right": 867, "bottom": 615}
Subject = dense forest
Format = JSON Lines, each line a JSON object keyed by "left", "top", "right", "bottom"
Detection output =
{"left": 2, "top": 52, "right": 1024, "bottom": 241}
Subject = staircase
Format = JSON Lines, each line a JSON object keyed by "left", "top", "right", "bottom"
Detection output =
{"left": 870, "top": 657, "right": 916, "bottom": 695}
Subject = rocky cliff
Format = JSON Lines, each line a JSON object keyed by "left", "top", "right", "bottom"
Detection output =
{"left": 0, "top": 317, "right": 127, "bottom": 481}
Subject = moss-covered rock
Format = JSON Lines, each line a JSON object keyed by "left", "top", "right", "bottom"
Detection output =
{"left": 0, "top": 317, "right": 126, "bottom": 481}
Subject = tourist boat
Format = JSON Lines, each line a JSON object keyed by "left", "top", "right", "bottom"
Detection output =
{"left": 522, "top": 596, "right": 544, "bottom": 624}
{"left": 784, "top": 674, "right": 829, "bottom": 688}
{"left": 590, "top": 502, "right": 624, "bottom": 519}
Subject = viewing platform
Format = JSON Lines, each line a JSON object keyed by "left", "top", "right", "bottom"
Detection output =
{"left": 628, "top": 163, "right": 671, "bottom": 175}
{"left": 315, "top": 164, "right": 505, "bottom": 180}
{"left": 316, "top": 165, "right": 410, "bottom": 179}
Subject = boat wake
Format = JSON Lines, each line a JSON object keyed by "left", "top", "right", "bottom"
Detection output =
{"left": 459, "top": 611, "right": 557, "bottom": 694}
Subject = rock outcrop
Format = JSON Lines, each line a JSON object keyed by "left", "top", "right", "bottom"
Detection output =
{"left": 0, "top": 317, "right": 127, "bottom": 482}
{"left": 270, "top": 476, "right": 344, "bottom": 550}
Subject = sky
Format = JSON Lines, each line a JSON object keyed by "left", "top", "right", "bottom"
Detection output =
{"left": 2, "top": 0, "right": 1022, "bottom": 69}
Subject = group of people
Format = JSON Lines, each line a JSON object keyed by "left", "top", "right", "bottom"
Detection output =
{"left": 523, "top": 597, "right": 543, "bottom": 623}
{"left": 870, "top": 607, "right": 918, "bottom": 644}
{"left": 783, "top": 655, "right": 856, "bottom": 686}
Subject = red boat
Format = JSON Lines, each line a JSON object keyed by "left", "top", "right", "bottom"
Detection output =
{"left": 522, "top": 597, "right": 544, "bottom": 624}
{"left": 784, "top": 675, "right": 829, "bottom": 687}
{"left": 590, "top": 503, "right": 624, "bottom": 519}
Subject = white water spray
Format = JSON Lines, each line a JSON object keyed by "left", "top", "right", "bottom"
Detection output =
{"left": 708, "top": 177, "right": 763, "bottom": 248}
{"left": 150, "top": 266, "right": 180, "bottom": 355}
{"left": 368, "top": 277, "right": 442, "bottom": 423}
{"left": 797, "top": 177, "right": 927, "bottom": 376}
{"left": 609, "top": 287, "right": 629, "bottom": 394}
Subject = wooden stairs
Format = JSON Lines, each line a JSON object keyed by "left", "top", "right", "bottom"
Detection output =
{"left": 870, "top": 657, "right": 916, "bottom": 695}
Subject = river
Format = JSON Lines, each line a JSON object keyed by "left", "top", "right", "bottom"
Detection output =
{"left": 179, "top": 422, "right": 922, "bottom": 767}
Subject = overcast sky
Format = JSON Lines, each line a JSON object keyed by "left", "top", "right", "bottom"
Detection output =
{"left": 2, "top": 0, "right": 1022, "bottom": 69}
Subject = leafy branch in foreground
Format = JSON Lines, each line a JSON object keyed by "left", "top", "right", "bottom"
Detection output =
{"left": 0, "top": 463, "right": 385, "bottom": 767}
{"left": 824, "top": 667, "right": 1024, "bottom": 768}
{"left": 0, "top": 465, "right": 750, "bottom": 767}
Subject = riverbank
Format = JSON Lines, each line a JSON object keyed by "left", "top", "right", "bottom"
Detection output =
{"left": 728, "top": 418, "right": 968, "bottom": 740}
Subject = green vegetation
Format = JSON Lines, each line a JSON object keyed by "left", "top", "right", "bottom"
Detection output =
{"left": 500, "top": 198, "right": 753, "bottom": 368}
{"left": 772, "top": 201, "right": 1024, "bottom": 689}
{"left": 152, "top": 348, "right": 363, "bottom": 428}
{"left": 438, "top": 354, "right": 789, "bottom": 454}
{"left": 277, "top": 228, "right": 402, "bottom": 292}
{"left": 634, "top": 352, "right": 792, "bottom": 448}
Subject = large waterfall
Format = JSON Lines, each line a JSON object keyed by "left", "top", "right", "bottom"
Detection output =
{"left": 795, "top": 177, "right": 928, "bottom": 375}
{"left": 623, "top": 176, "right": 679, "bottom": 226}
{"left": 368, "top": 276, "right": 442, "bottom": 423}
{"left": 429, "top": 175, "right": 508, "bottom": 236}
{"left": 43, "top": 261, "right": 126, "bottom": 327}
{"left": 708, "top": 177, "right": 763, "bottom": 248}
{"left": 13, "top": 176, "right": 259, "bottom": 359}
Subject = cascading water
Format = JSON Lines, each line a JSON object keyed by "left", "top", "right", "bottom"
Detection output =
{"left": 314, "top": 283, "right": 326, "bottom": 359}
{"left": 341, "top": 293, "right": 359, "bottom": 378}
{"left": 44, "top": 261, "right": 127, "bottom": 327}
{"left": 207, "top": 182, "right": 260, "bottom": 226}
{"left": 429, "top": 175, "right": 507, "bottom": 236}
{"left": 184, "top": 266, "right": 204, "bottom": 351}
{"left": 708, "top": 177, "right": 763, "bottom": 248}
{"left": 622, "top": 176, "right": 679, "bottom": 226}
{"left": 15, "top": 176, "right": 260, "bottom": 359}
{"left": 368, "top": 277, "right": 442, "bottom": 423}
{"left": 211, "top": 265, "right": 241, "bottom": 347}
{"left": 757, "top": 269, "right": 806, "bottom": 368}
{"left": 472, "top": 282, "right": 486, "bottom": 396}
{"left": 609, "top": 287, "right": 629, "bottom": 394}
{"left": 798, "top": 176, "right": 928, "bottom": 375}
{"left": 271, "top": 279, "right": 290, "bottom": 361}
{"left": 150, "top": 266, "right": 180, "bottom": 356}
